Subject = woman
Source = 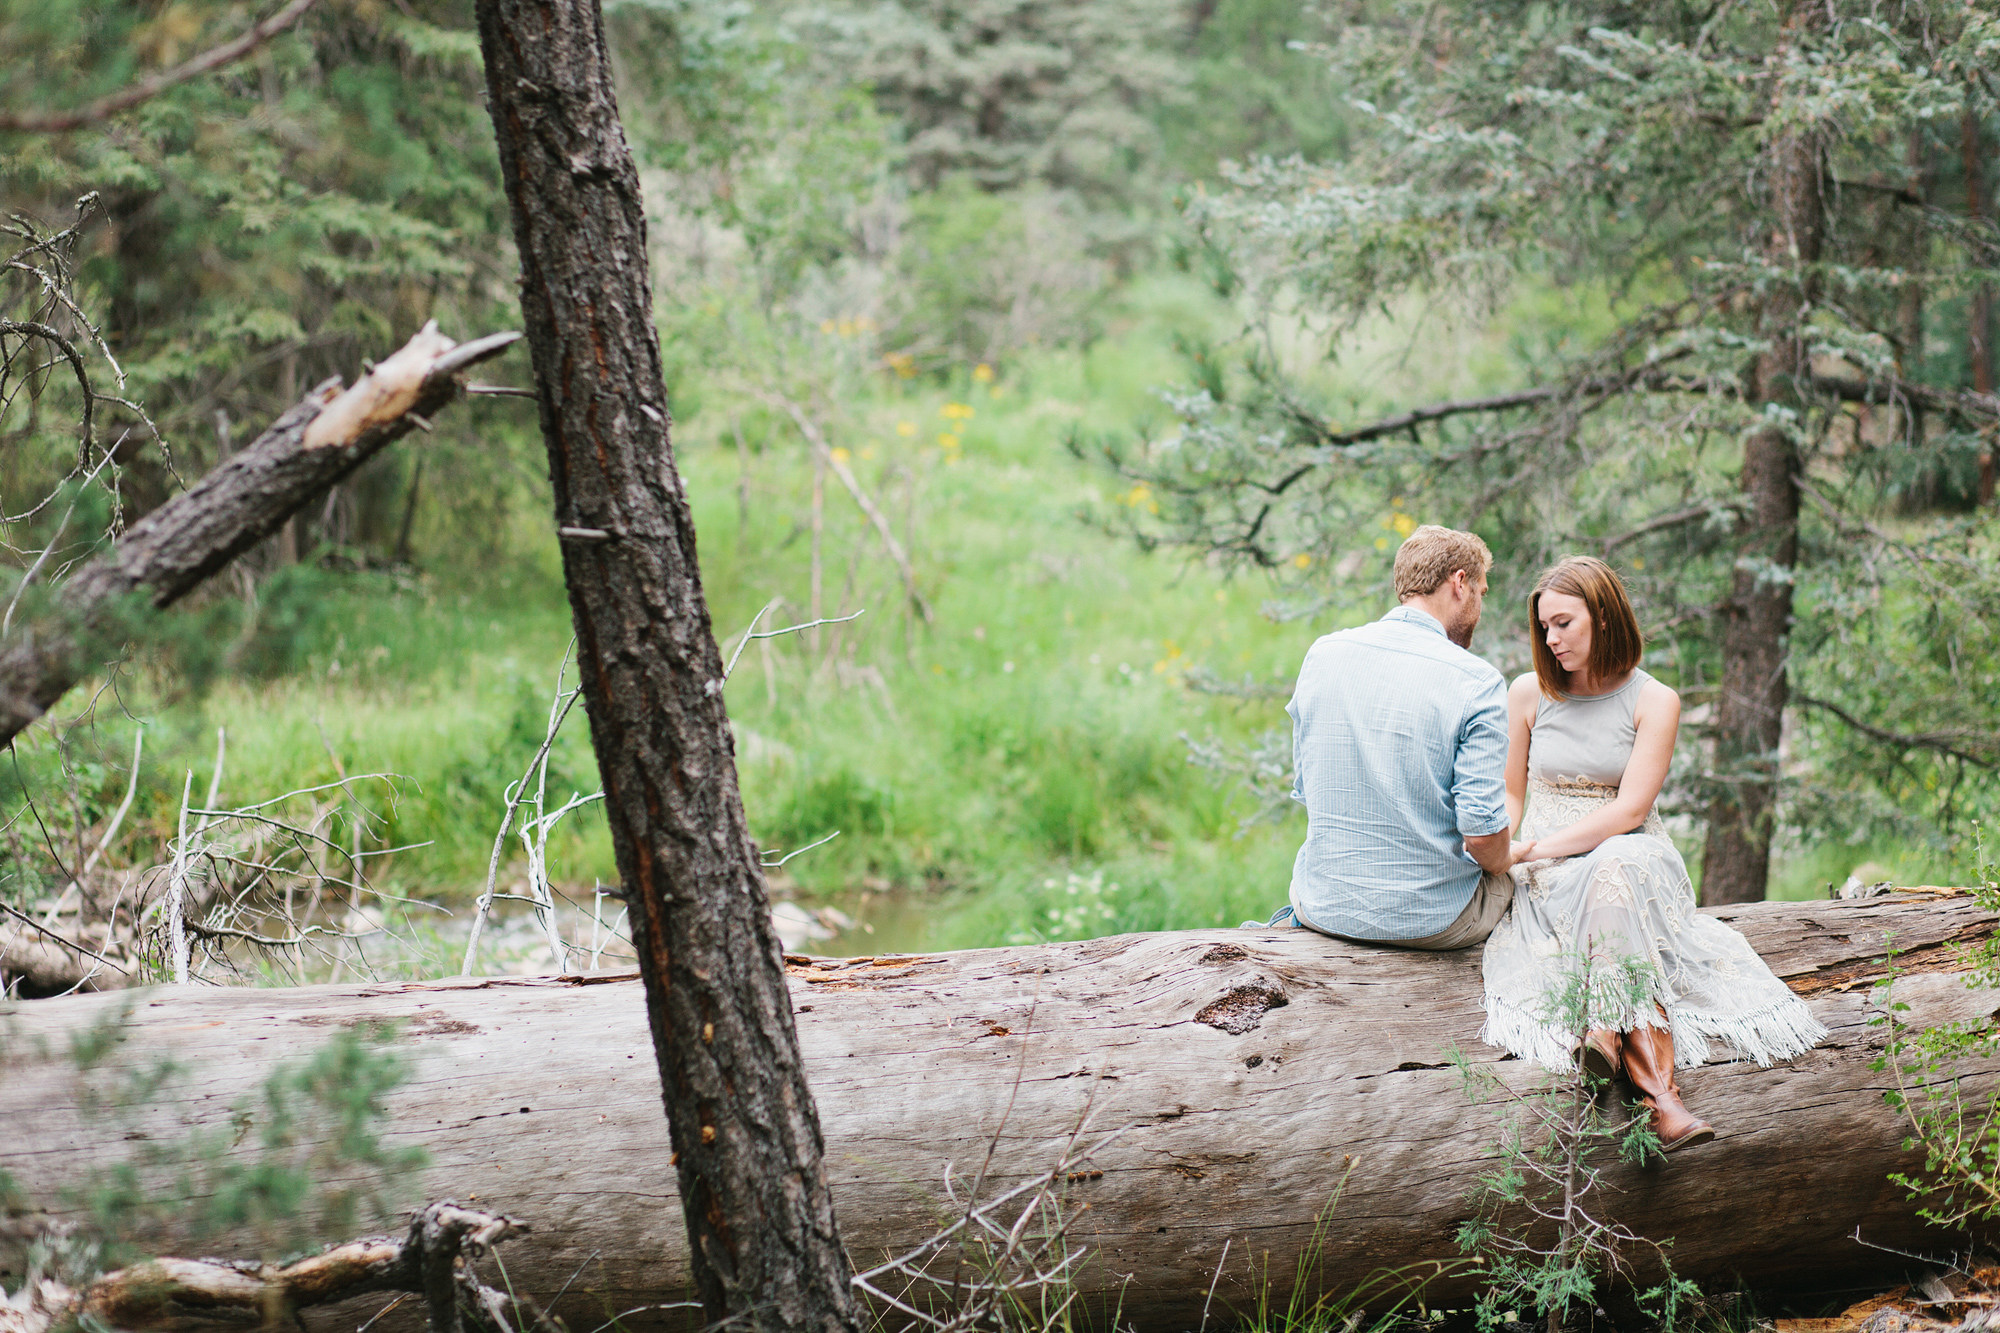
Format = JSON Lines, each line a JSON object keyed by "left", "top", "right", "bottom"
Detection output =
{"left": 1479, "top": 556, "right": 1826, "bottom": 1151}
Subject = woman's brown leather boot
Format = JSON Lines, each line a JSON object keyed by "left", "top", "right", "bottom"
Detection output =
{"left": 1621, "top": 1025, "right": 1714, "bottom": 1151}
{"left": 1579, "top": 1029, "right": 1622, "bottom": 1083}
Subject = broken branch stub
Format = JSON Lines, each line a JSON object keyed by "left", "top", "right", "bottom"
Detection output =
{"left": 0, "top": 323, "right": 520, "bottom": 747}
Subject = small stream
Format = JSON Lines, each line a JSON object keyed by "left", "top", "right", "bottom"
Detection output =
{"left": 770, "top": 888, "right": 940, "bottom": 957}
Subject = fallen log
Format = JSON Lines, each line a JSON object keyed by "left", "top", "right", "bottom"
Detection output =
{"left": 2, "top": 893, "right": 1993, "bottom": 1332}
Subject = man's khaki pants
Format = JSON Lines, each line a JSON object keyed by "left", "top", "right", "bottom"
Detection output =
{"left": 1293, "top": 870, "right": 1514, "bottom": 951}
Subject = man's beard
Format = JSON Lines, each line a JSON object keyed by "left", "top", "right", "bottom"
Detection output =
{"left": 1446, "top": 607, "right": 1479, "bottom": 649}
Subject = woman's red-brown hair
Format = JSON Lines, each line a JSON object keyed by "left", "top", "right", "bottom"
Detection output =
{"left": 1529, "top": 556, "right": 1644, "bottom": 699}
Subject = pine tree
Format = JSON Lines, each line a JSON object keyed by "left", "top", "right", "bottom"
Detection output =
{"left": 1092, "top": 0, "right": 2000, "bottom": 899}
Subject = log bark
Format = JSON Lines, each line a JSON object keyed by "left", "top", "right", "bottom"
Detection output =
{"left": 0, "top": 323, "right": 519, "bottom": 747}
{"left": 471, "top": 3, "right": 861, "bottom": 1332}
{"left": 2, "top": 895, "right": 1993, "bottom": 1331}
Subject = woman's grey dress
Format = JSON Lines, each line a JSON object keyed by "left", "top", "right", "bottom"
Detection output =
{"left": 1479, "top": 671, "right": 1827, "bottom": 1071}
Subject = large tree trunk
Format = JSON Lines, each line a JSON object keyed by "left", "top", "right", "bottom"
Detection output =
{"left": 0, "top": 323, "right": 517, "bottom": 747}
{"left": 3, "top": 895, "right": 1992, "bottom": 1331}
{"left": 1701, "top": 3, "right": 1827, "bottom": 906}
{"left": 1965, "top": 107, "right": 1996, "bottom": 506}
{"left": 470, "top": 6, "right": 862, "bottom": 1333}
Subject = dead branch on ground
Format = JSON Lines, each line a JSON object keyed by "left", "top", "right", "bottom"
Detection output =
{"left": 0, "top": 1201, "right": 559, "bottom": 1333}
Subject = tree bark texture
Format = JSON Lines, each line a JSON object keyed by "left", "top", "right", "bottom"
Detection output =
{"left": 470, "top": 6, "right": 861, "bottom": 1333}
{"left": 1702, "top": 4, "right": 1828, "bottom": 906}
{"left": 1964, "top": 108, "right": 1996, "bottom": 505}
{"left": 0, "top": 323, "right": 518, "bottom": 748}
{"left": 3, "top": 896, "right": 1993, "bottom": 1332}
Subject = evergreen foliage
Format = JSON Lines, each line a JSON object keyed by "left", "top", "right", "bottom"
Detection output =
{"left": 0, "top": 0, "right": 525, "bottom": 562}
{"left": 1453, "top": 956, "right": 1697, "bottom": 1332}
{"left": 1087, "top": 0, "right": 2000, "bottom": 880}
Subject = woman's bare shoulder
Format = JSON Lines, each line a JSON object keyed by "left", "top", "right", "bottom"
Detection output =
{"left": 1635, "top": 676, "right": 1681, "bottom": 723}
{"left": 1508, "top": 672, "right": 1541, "bottom": 725}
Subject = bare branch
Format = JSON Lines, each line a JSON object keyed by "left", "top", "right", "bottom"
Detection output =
{"left": 0, "top": 900, "right": 128, "bottom": 975}
{"left": 0, "top": 0, "right": 319, "bottom": 134}
{"left": 765, "top": 390, "right": 934, "bottom": 621}
{"left": 1267, "top": 363, "right": 2000, "bottom": 496}
{"left": 761, "top": 829, "right": 840, "bottom": 868}
{"left": 1600, "top": 501, "right": 1744, "bottom": 552}
{"left": 0, "top": 319, "right": 92, "bottom": 456}
{"left": 1796, "top": 694, "right": 1999, "bottom": 768}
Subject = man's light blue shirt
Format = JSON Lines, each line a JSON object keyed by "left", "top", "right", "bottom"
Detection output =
{"left": 1286, "top": 604, "right": 1510, "bottom": 940}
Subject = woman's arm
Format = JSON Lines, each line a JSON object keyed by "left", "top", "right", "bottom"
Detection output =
{"left": 1524, "top": 680, "right": 1680, "bottom": 861}
{"left": 1504, "top": 674, "right": 1537, "bottom": 835}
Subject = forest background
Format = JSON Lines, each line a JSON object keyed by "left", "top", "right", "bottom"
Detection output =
{"left": 2, "top": 0, "right": 1998, "bottom": 982}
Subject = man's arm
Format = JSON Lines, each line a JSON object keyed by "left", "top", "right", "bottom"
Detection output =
{"left": 1464, "top": 830, "right": 1516, "bottom": 875}
{"left": 1452, "top": 673, "right": 1514, "bottom": 872}
{"left": 1455, "top": 676, "right": 1537, "bottom": 873}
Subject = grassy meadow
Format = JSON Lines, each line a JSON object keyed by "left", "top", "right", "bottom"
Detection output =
{"left": 6, "top": 273, "right": 1956, "bottom": 978}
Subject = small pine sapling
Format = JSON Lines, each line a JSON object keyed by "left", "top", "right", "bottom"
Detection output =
{"left": 1873, "top": 829, "right": 2000, "bottom": 1228}
{"left": 1450, "top": 952, "right": 1698, "bottom": 1333}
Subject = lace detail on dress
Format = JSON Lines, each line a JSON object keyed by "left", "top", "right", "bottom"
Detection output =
{"left": 1519, "top": 775, "right": 1670, "bottom": 843}
{"left": 1482, "top": 777, "right": 1826, "bottom": 1071}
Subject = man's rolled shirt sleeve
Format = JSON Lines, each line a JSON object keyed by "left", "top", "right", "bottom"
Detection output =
{"left": 1453, "top": 676, "right": 1511, "bottom": 837}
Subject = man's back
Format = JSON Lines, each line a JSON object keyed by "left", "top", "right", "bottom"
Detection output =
{"left": 1287, "top": 604, "right": 1508, "bottom": 940}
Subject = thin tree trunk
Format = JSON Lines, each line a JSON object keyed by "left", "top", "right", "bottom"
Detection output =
{"left": 1899, "top": 125, "right": 1928, "bottom": 444}
{"left": 1701, "top": 4, "right": 1824, "bottom": 906}
{"left": 811, "top": 449, "right": 825, "bottom": 658}
{"left": 734, "top": 418, "right": 753, "bottom": 550}
{"left": 394, "top": 456, "right": 424, "bottom": 566}
{"left": 468, "top": 6, "right": 864, "bottom": 1333}
{"left": 1965, "top": 108, "right": 1996, "bottom": 504}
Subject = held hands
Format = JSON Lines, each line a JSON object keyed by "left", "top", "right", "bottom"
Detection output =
{"left": 1507, "top": 840, "right": 1539, "bottom": 868}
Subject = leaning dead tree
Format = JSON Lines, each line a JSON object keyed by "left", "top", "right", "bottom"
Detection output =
{"left": 4, "top": 894, "right": 1992, "bottom": 1333}
{"left": 471, "top": 1, "right": 863, "bottom": 1331}
{"left": 0, "top": 323, "right": 519, "bottom": 747}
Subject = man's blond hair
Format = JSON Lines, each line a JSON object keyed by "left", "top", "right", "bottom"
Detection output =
{"left": 1393, "top": 525, "right": 1493, "bottom": 600}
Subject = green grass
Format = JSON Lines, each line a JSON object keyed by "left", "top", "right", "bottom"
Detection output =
{"left": 8, "top": 270, "right": 1963, "bottom": 963}
{"left": 8, "top": 273, "right": 1316, "bottom": 956}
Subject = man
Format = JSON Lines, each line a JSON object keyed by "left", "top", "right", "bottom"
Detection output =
{"left": 1256, "top": 525, "right": 1531, "bottom": 949}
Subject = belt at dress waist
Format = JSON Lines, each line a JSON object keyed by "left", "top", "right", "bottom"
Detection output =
{"left": 1529, "top": 774, "right": 1620, "bottom": 798}
{"left": 1523, "top": 774, "right": 1669, "bottom": 842}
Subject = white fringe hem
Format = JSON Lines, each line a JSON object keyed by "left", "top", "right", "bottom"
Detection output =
{"left": 1479, "top": 990, "right": 1829, "bottom": 1072}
